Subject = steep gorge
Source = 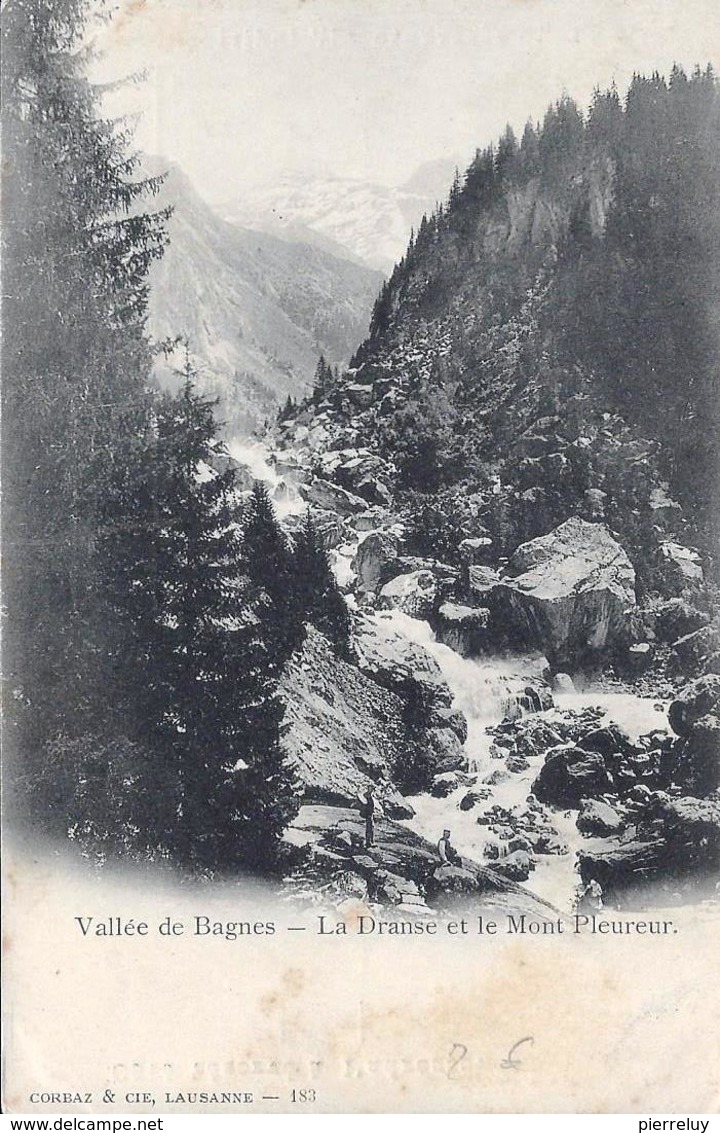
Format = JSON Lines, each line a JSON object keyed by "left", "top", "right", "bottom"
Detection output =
{"left": 250, "top": 70, "right": 720, "bottom": 913}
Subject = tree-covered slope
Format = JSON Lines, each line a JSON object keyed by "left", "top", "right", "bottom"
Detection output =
{"left": 306, "top": 69, "right": 720, "bottom": 577}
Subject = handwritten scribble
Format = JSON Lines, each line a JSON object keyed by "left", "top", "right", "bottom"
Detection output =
{"left": 447, "top": 1042, "right": 468, "bottom": 1079}
{"left": 500, "top": 1036, "right": 534, "bottom": 1070}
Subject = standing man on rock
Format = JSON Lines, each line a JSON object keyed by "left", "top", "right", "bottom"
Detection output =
{"left": 360, "top": 785, "right": 376, "bottom": 849}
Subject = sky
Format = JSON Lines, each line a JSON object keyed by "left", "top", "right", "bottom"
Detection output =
{"left": 91, "top": 0, "right": 720, "bottom": 202}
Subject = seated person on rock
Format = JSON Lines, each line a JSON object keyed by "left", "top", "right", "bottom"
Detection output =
{"left": 437, "top": 828, "right": 462, "bottom": 867}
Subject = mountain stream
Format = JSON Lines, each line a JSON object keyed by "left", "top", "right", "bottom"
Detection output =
{"left": 230, "top": 438, "right": 669, "bottom": 912}
{"left": 372, "top": 609, "right": 669, "bottom": 912}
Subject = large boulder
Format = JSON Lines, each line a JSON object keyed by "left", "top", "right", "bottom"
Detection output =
{"left": 353, "top": 531, "right": 399, "bottom": 593}
{"left": 466, "top": 564, "right": 502, "bottom": 603}
{"left": 576, "top": 798, "right": 626, "bottom": 836}
{"left": 672, "top": 714, "right": 720, "bottom": 797}
{"left": 352, "top": 506, "right": 388, "bottom": 533}
{"left": 532, "top": 745, "right": 614, "bottom": 807}
{"left": 353, "top": 617, "right": 467, "bottom": 778}
{"left": 380, "top": 556, "right": 458, "bottom": 588}
{"left": 668, "top": 674, "right": 720, "bottom": 736}
{"left": 495, "top": 518, "right": 636, "bottom": 663}
{"left": 301, "top": 477, "right": 369, "bottom": 517}
{"left": 433, "top": 602, "right": 491, "bottom": 657}
{"left": 424, "top": 726, "right": 466, "bottom": 774}
{"left": 353, "top": 616, "right": 454, "bottom": 708}
{"left": 377, "top": 569, "right": 438, "bottom": 618}
{"left": 578, "top": 723, "right": 635, "bottom": 760}
{"left": 309, "top": 510, "right": 350, "bottom": 551}
{"left": 652, "top": 598, "right": 709, "bottom": 644}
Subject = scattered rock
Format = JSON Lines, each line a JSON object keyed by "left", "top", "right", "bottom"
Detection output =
{"left": 658, "top": 541, "right": 704, "bottom": 592}
{"left": 301, "top": 477, "right": 369, "bottom": 516}
{"left": 491, "top": 850, "right": 533, "bottom": 882}
{"left": 483, "top": 768, "right": 510, "bottom": 786}
{"left": 628, "top": 784, "right": 653, "bottom": 805}
{"left": 459, "top": 791, "right": 484, "bottom": 811}
{"left": 626, "top": 642, "right": 654, "bottom": 673}
{"left": 430, "top": 773, "right": 460, "bottom": 798}
{"left": 290, "top": 805, "right": 560, "bottom": 918}
{"left": 670, "top": 624, "right": 720, "bottom": 675}
{"left": 506, "top": 754, "right": 530, "bottom": 773}
{"left": 576, "top": 798, "right": 626, "bottom": 836}
{"left": 458, "top": 536, "right": 494, "bottom": 565}
{"left": 532, "top": 745, "right": 614, "bottom": 807}
{"left": 528, "top": 832, "right": 569, "bottom": 856}
{"left": 578, "top": 795, "right": 720, "bottom": 901}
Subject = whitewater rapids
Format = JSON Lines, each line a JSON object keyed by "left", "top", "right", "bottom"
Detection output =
{"left": 371, "top": 608, "right": 669, "bottom": 912}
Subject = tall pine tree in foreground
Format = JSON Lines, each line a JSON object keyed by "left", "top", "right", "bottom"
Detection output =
{"left": 2, "top": 0, "right": 168, "bottom": 759}
{"left": 101, "top": 360, "right": 299, "bottom": 870}
{"left": 2, "top": 0, "right": 299, "bottom": 871}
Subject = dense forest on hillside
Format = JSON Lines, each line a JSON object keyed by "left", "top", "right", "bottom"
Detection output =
{"left": 311, "top": 69, "right": 720, "bottom": 583}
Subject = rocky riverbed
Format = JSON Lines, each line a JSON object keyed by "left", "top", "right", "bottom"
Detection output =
{"left": 221, "top": 433, "right": 720, "bottom": 917}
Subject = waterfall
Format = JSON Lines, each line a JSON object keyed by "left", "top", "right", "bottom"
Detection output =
{"left": 371, "top": 608, "right": 544, "bottom": 774}
{"left": 227, "top": 437, "right": 307, "bottom": 519}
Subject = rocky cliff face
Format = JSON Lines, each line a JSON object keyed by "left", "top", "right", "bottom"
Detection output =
{"left": 484, "top": 157, "right": 614, "bottom": 257}
{"left": 278, "top": 625, "right": 463, "bottom": 818}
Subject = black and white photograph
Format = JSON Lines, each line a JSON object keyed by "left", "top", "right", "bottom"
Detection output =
{"left": 2, "top": 0, "right": 720, "bottom": 1115}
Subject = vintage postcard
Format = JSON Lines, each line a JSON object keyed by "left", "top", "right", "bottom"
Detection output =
{"left": 2, "top": 0, "right": 720, "bottom": 1115}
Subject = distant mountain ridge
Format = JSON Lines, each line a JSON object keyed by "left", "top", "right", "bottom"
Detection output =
{"left": 145, "top": 161, "right": 384, "bottom": 438}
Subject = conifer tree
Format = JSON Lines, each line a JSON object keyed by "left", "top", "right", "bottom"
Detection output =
{"left": 2, "top": 0, "right": 301, "bottom": 869}
{"left": 100, "top": 363, "right": 300, "bottom": 870}
{"left": 312, "top": 354, "right": 334, "bottom": 402}
{"left": 2, "top": 0, "right": 168, "bottom": 768}
{"left": 291, "top": 512, "right": 350, "bottom": 654}
{"left": 242, "top": 481, "right": 305, "bottom": 664}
